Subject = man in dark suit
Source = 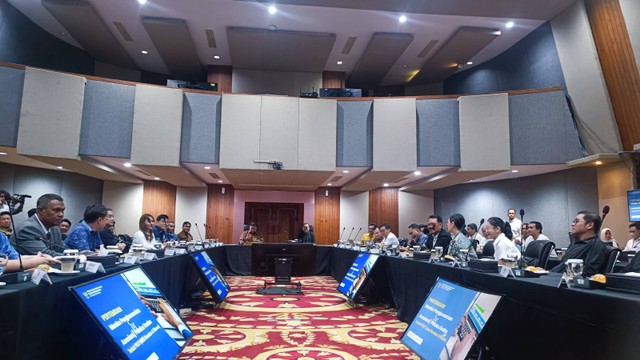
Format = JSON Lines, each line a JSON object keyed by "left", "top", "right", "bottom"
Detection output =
{"left": 297, "top": 223, "right": 315, "bottom": 243}
{"left": 425, "top": 214, "right": 452, "bottom": 254}
{"left": 10, "top": 193, "right": 67, "bottom": 257}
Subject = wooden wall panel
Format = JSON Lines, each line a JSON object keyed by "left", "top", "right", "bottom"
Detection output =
{"left": 368, "top": 188, "right": 399, "bottom": 236}
{"left": 206, "top": 185, "right": 235, "bottom": 243}
{"left": 585, "top": 0, "right": 640, "bottom": 150}
{"left": 142, "top": 180, "right": 176, "bottom": 220}
{"left": 207, "top": 65, "right": 233, "bottom": 93}
{"left": 314, "top": 187, "right": 340, "bottom": 245}
{"left": 322, "top": 71, "right": 345, "bottom": 88}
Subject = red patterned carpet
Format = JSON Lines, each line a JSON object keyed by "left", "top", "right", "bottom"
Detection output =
{"left": 179, "top": 276, "right": 418, "bottom": 359}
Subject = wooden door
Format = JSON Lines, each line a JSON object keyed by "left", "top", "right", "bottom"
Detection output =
{"left": 244, "top": 202, "right": 303, "bottom": 243}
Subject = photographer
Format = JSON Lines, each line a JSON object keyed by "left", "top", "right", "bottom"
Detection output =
{"left": 0, "top": 190, "right": 26, "bottom": 215}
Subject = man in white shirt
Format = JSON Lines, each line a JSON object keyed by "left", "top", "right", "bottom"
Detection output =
{"left": 524, "top": 221, "right": 550, "bottom": 249}
{"left": 379, "top": 223, "right": 399, "bottom": 249}
{"left": 623, "top": 222, "right": 640, "bottom": 252}
{"left": 507, "top": 208, "right": 522, "bottom": 246}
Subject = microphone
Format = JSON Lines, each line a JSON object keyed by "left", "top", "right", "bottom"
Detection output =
{"left": 339, "top": 227, "right": 346, "bottom": 241}
{"left": 194, "top": 223, "right": 204, "bottom": 241}
{"left": 203, "top": 223, "right": 208, "bottom": 239}
{"left": 519, "top": 209, "right": 525, "bottom": 222}
{"left": 602, "top": 205, "right": 610, "bottom": 222}
{"left": 346, "top": 227, "right": 355, "bottom": 242}
{"left": 353, "top": 227, "right": 363, "bottom": 243}
{"left": 35, "top": 236, "right": 67, "bottom": 252}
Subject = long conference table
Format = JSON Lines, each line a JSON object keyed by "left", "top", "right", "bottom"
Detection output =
{"left": 0, "top": 245, "right": 637, "bottom": 359}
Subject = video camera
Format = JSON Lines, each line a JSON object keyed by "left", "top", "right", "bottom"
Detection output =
{"left": 11, "top": 194, "right": 31, "bottom": 204}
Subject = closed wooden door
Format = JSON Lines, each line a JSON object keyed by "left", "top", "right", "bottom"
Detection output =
{"left": 244, "top": 202, "right": 303, "bottom": 243}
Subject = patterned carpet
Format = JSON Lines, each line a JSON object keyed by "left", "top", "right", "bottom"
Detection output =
{"left": 179, "top": 276, "right": 418, "bottom": 359}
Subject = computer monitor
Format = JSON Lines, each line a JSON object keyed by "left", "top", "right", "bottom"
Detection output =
{"left": 251, "top": 243, "right": 316, "bottom": 276}
{"left": 190, "top": 250, "right": 230, "bottom": 302}
{"left": 337, "top": 253, "right": 380, "bottom": 300}
{"left": 70, "top": 267, "right": 193, "bottom": 360}
{"left": 628, "top": 190, "right": 640, "bottom": 221}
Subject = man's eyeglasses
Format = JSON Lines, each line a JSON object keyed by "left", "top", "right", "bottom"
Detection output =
{"left": 572, "top": 218, "right": 586, "bottom": 224}
{"left": 427, "top": 223, "right": 436, "bottom": 228}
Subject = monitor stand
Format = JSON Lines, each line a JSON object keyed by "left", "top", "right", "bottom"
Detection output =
{"left": 257, "top": 257, "right": 303, "bottom": 295}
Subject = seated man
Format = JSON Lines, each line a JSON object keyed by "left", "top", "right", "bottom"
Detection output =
{"left": 177, "top": 221, "right": 194, "bottom": 241}
{"left": 98, "top": 209, "right": 126, "bottom": 250}
{"left": 239, "top": 222, "right": 262, "bottom": 245}
{"left": 361, "top": 223, "right": 376, "bottom": 245}
{"left": 379, "top": 223, "right": 399, "bottom": 250}
{"left": 58, "top": 219, "right": 71, "bottom": 240}
{"left": 64, "top": 204, "right": 110, "bottom": 252}
{"left": 551, "top": 211, "right": 606, "bottom": 277}
{"left": 296, "top": 223, "right": 315, "bottom": 243}
{"left": 0, "top": 211, "right": 12, "bottom": 237}
{"left": 623, "top": 222, "right": 640, "bottom": 252}
{"left": 399, "top": 223, "right": 427, "bottom": 251}
{"left": 523, "top": 221, "right": 550, "bottom": 248}
{"left": 11, "top": 193, "right": 67, "bottom": 257}
{"left": 166, "top": 221, "right": 179, "bottom": 241}
{"left": 0, "top": 232, "right": 59, "bottom": 272}
{"left": 425, "top": 215, "right": 453, "bottom": 254}
{"left": 153, "top": 214, "right": 170, "bottom": 242}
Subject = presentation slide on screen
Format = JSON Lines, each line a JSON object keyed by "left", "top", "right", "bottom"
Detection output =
{"left": 71, "top": 268, "right": 192, "bottom": 360}
{"left": 337, "top": 253, "right": 379, "bottom": 299}
{"left": 191, "top": 251, "right": 230, "bottom": 301}
{"left": 401, "top": 278, "right": 501, "bottom": 360}
{"left": 628, "top": 190, "right": 640, "bottom": 221}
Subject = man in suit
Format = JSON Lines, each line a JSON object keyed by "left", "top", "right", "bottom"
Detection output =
{"left": 425, "top": 215, "right": 452, "bottom": 254}
{"left": 10, "top": 193, "right": 67, "bottom": 257}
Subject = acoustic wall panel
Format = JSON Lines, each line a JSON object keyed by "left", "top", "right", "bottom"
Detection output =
{"left": 17, "top": 67, "right": 86, "bottom": 158}
{"left": 336, "top": 101, "right": 373, "bottom": 167}
{"left": 459, "top": 93, "right": 510, "bottom": 171}
{"left": 298, "top": 98, "right": 337, "bottom": 171}
{"left": 181, "top": 93, "right": 221, "bottom": 164}
{"left": 219, "top": 94, "right": 261, "bottom": 169}
{"left": 0, "top": 67, "right": 24, "bottom": 147}
{"left": 417, "top": 99, "right": 460, "bottom": 166}
{"left": 260, "top": 96, "right": 299, "bottom": 169}
{"left": 131, "top": 85, "right": 183, "bottom": 166}
{"left": 373, "top": 98, "right": 417, "bottom": 171}
{"left": 510, "top": 91, "right": 583, "bottom": 164}
{"left": 79, "top": 80, "right": 135, "bottom": 158}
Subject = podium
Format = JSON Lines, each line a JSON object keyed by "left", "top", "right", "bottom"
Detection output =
{"left": 253, "top": 243, "right": 315, "bottom": 295}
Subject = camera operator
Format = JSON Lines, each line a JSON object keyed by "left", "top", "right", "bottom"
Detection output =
{"left": 0, "top": 190, "right": 26, "bottom": 215}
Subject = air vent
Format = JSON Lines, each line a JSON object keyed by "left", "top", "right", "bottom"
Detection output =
{"left": 208, "top": 172, "right": 220, "bottom": 179}
{"left": 330, "top": 176, "right": 343, "bottom": 182}
{"left": 341, "top": 37, "right": 357, "bottom": 54}
{"left": 418, "top": 40, "right": 439, "bottom": 58}
{"left": 113, "top": 22, "right": 133, "bottom": 42}
{"left": 205, "top": 29, "right": 217, "bottom": 48}
{"left": 135, "top": 169, "right": 153, "bottom": 177}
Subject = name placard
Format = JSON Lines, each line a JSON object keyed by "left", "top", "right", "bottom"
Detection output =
{"left": 143, "top": 252, "right": 158, "bottom": 261}
{"left": 31, "top": 268, "right": 52, "bottom": 285}
{"left": 123, "top": 255, "right": 140, "bottom": 265}
{"left": 164, "top": 249, "right": 176, "bottom": 257}
{"left": 175, "top": 249, "right": 187, "bottom": 255}
{"left": 85, "top": 261, "right": 106, "bottom": 274}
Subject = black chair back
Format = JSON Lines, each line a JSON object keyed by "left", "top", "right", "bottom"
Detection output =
{"left": 603, "top": 248, "right": 621, "bottom": 273}
{"left": 482, "top": 241, "right": 495, "bottom": 258}
{"left": 243, "top": 224, "right": 250, "bottom": 231}
{"left": 470, "top": 239, "right": 480, "bottom": 251}
{"left": 523, "top": 240, "right": 555, "bottom": 268}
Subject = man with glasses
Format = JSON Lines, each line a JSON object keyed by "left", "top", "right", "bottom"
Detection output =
{"left": 425, "top": 215, "right": 452, "bottom": 254}
{"left": 378, "top": 223, "right": 399, "bottom": 250}
{"left": 551, "top": 211, "right": 606, "bottom": 276}
{"left": 361, "top": 223, "right": 377, "bottom": 245}
{"left": 153, "top": 214, "right": 170, "bottom": 242}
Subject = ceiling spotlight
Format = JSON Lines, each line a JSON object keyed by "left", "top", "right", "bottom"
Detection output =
{"left": 204, "top": 166, "right": 211, "bottom": 170}
{"left": 138, "top": 0, "right": 146, "bottom": 5}
{"left": 268, "top": 5, "right": 277, "bottom": 14}
{"left": 467, "top": 61, "right": 473, "bottom": 65}
{"left": 327, "top": 183, "right": 333, "bottom": 186}
{"left": 595, "top": 160, "right": 603, "bottom": 165}
{"left": 154, "top": 177, "right": 160, "bottom": 180}
{"left": 414, "top": 171, "right": 421, "bottom": 176}
{"left": 267, "top": 24, "right": 277, "bottom": 31}
{"left": 141, "top": 50, "right": 148, "bottom": 54}
{"left": 383, "top": 183, "right": 389, "bottom": 187}
{"left": 342, "top": 170, "right": 349, "bottom": 174}
{"left": 124, "top": 162, "right": 132, "bottom": 167}
{"left": 337, "top": 61, "right": 343, "bottom": 65}
{"left": 399, "top": 15, "right": 407, "bottom": 23}
{"left": 60, "top": 32, "right": 67, "bottom": 36}
{"left": 217, "top": 180, "right": 223, "bottom": 183}
{"left": 0, "top": 152, "right": 6, "bottom": 156}
{"left": 511, "top": 170, "right": 519, "bottom": 173}
{"left": 213, "top": 55, "right": 220, "bottom": 59}
{"left": 506, "top": 21, "right": 514, "bottom": 29}
{"left": 492, "top": 30, "right": 502, "bottom": 36}
{"left": 57, "top": 166, "right": 64, "bottom": 170}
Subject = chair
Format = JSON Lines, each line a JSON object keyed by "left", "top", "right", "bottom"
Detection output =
{"left": 470, "top": 239, "right": 480, "bottom": 251}
{"left": 523, "top": 240, "right": 555, "bottom": 268}
{"left": 243, "top": 224, "right": 250, "bottom": 231}
{"left": 481, "top": 241, "right": 495, "bottom": 258}
{"left": 602, "top": 248, "right": 621, "bottom": 273}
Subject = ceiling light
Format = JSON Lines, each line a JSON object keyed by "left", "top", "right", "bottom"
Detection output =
{"left": 217, "top": 180, "right": 223, "bottom": 183}
{"left": 595, "top": 161, "right": 603, "bottom": 165}
{"left": 204, "top": 166, "right": 211, "bottom": 170}
{"left": 399, "top": 15, "right": 407, "bottom": 23}
{"left": 492, "top": 30, "right": 502, "bottom": 36}
{"left": 342, "top": 170, "right": 349, "bottom": 174}
{"left": 506, "top": 21, "right": 514, "bottom": 29}
{"left": 138, "top": 0, "right": 146, "bottom": 5}
{"left": 124, "top": 162, "right": 132, "bottom": 168}
{"left": 468, "top": 180, "right": 474, "bottom": 182}
{"left": 337, "top": 61, "right": 343, "bottom": 65}
{"left": 383, "top": 183, "right": 389, "bottom": 187}
{"left": 60, "top": 32, "right": 66, "bottom": 36}
{"left": 213, "top": 55, "right": 220, "bottom": 59}
{"left": 327, "top": 183, "right": 333, "bottom": 186}
{"left": 414, "top": 171, "right": 421, "bottom": 176}
{"left": 141, "top": 50, "right": 148, "bottom": 54}
{"left": 0, "top": 152, "right": 6, "bottom": 156}
{"left": 467, "top": 61, "right": 473, "bottom": 65}
{"left": 268, "top": 5, "right": 277, "bottom": 14}
{"left": 57, "top": 166, "right": 63, "bottom": 170}
{"left": 154, "top": 177, "right": 160, "bottom": 180}
{"left": 267, "top": 25, "right": 277, "bottom": 31}
{"left": 511, "top": 170, "right": 519, "bottom": 173}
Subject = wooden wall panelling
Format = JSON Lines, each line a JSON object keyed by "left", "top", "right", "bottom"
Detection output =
{"left": 314, "top": 187, "right": 340, "bottom": 245}
{"left": 585, "top": 0, "right": 640, "bottom": 150}
{"left": 368, "top": 188, "right": 399, "bottom": 236}
{"left": 206, "top": 185, "right": 235, "bottom": 243}
{"left": 207, "top": 65, "right": 233, "bottom": 93}
{"left": 322, "top": 71, "right": 345, "bottom": 88}
{"left": 142, "top": 180, "right": 176, "bottom": 220}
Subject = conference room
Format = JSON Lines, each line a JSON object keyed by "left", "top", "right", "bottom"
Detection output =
{"left": 1, "top": 0, "right": 639, "bottom": 359}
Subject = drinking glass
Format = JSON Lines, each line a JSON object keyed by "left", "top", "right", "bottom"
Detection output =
{"left": 435, "top": 246, "right": 444, "bottom": 259}
{"left": 459, "top": 249, "right": 469, "bottom": 262}
{"left": 566, "top": 259, "right": 584, "bottom": 279}
{"left": 0, "top": 253, "right": 8, "bottom": 276}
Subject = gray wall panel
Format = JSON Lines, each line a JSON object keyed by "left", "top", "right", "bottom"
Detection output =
{"left": 0, "top": 66, "right": 24, "bottom": 147}
{"left": 79, "top": 80, "right": 135, "bottom": 158}
{"left": 181, "top": 93, "right": 221, "bottom": 164}
{"left": 434, "top": 167, "right": 597, "bottom": 247}
{"left": 336, "top": 101, "right": 373, "bottom": 167}
{"left": 373, "top": 98, "right": 417, "bottom": 171}
{"left": 509, "top": 91, "right": 584, "bottom": 164}
{"left": 417, "top": 99, "right": 460, "bottom": 166}
{"left": 298, "top": 98, "right": 336, "bottom": 171}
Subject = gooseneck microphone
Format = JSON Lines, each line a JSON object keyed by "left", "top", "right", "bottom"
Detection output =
{"left": 353, "top": 227, "right": 363, "bottom": 243}
{"left": 338, "top": 227, "right": 346, "bottom": 241}
{"left": 602, "top": 205, "right": 610, "bottom": 223}
{"left": 194, "top": 223, "right": 204, "bottom": 241}
{"left": 346, "top": 227, "right": 355, "bottom": 242}
{"left": 519, "top": 209, "right": 525, "bottom": 223}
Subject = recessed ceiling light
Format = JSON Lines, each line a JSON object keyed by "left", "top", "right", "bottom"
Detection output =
{"left": 595, "top": 160, "right": 603, "bottom": 165}
{"left": 399, "top": 15, "right": 407, "bottom": 23}
{"left": 511, "top": 170, "right": 519, "bottom": 173}
{"left": 217, "top": 180, "right": 223, "bottom": 183}
{"left": 267, "top": 25, "right": 277, "bottom": 31}
{"left": 492, "top": 30, "right": 502, "bottom": 36}
{"left": 204, "top": 166, "right": 211, "bottom": 170}
{"left": 0, "top": 152, "right": 6, "bottom": 156}
{"left": 467, "top": 61, "right": 473, "bottom": 65}
{"left": 506, "top": 21, "right": 514, "bottom": 29}
{"left": 342, "top": 170, "right": 349, "bottom": 174}
{"left": 383, "top": 183, "right": 389, "bottom": 187}
{"left": 141, "top": 50, "right": 148, "bottom": 54}
{"left": 468, "top": 180, "right": 474, "bottom": 182}
{"left": 213, "top": 55, "right": 220, "bottom": 59}
{"left": 268, "top": 5, "right": 277, "bottom": 14}
{"left": 57, "top": 166, "right": 64, "bottom": 170}
{"left": 154, "top": 177, "right": 160, "bottom": 180}
{"left": 138, "top": 0, "right": 146, "bottom": 5}
{"left": 124, "top": 162, "right": 132, "bottom": 168}
{"left": 60, "top": 32, "right": 67, "bottom": 36}
{"left": 327, "top": 183, "right": 333, "bottom": 186}
{"left": 414, "top": 171, "right": 421, "bottom": 176}
{"left": 337, "top": 61, "right": 343, "bottom": 65}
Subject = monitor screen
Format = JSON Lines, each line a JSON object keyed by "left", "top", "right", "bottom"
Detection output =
{"left": 628, "top": 190, "right": 640, "bottom": 221}
{"left": 191, "top": 250, "right": 230, "bottom": 302}
{"left": 251, "top": 243, "right": 316, "bottom": 276}
{"left": 401, "top": 278, "right": 501, "bottom": 360}
{"left": 70, "top": 267, "right": 192, "bottom": 360}
{"left": 337, "top": 253, "right": 379, "bottom": 299}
